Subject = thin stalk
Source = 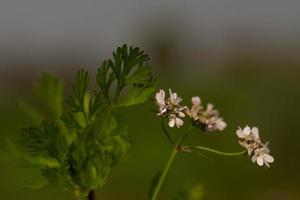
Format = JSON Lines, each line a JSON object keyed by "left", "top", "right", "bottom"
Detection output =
{"left": 177, "top": 126, "right": 194, "bottom": 144}
{"left": 151, "top": 126, "right": 193, "bottom": 200}
{"left": 192, "top": 146, "right": 246, "bottom": 156}
{"left": 150, "top": 147, "right": 178, "bottom": 200}
{"left": 161, "top": 118, "right": 175, "bottom": 145}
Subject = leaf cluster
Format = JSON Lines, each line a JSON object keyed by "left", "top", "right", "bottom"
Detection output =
{"left": 97, "top": 44, "right": 156, "bottom": 107}
{"left": 14, "top": 44, "right": 156, "bottom": 195}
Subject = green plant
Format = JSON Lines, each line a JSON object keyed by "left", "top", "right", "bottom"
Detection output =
{"left": 6, "top": 44, "right": 156, "bottom": 200}
{"left": 1, "top": 45, "right": 275, "bottom": 200}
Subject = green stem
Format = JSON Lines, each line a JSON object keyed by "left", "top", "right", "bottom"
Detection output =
{"left": 151, "top": 126, "right": 193, "bottom": 200}
{"left": 151, "top": 147, "right": 178, "bottom": 200}
{"left": 193, "top": 146, "right": 246, "bottom": 156}
{"left": 161, "top": 118, "right": 175, "bottom": 145}
{"left": 177, "top": 126, "right": 194, "bottom": 144}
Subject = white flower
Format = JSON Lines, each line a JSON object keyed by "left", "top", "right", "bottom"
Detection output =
{"left": 205, "top": 103, "right": 218, "bottom": 116}
{"left": 251, "top": 145, "right": 274, "bottom": 168}
{"left": 155, "top": 90, "right": 167, "bottom": 115}
{"left": 236, "top": 126, "right": 260, "bottom": 141}
{"left": 236, "top": 126, "right": 261, "bottom": 155}
{"left": 214, "top": 117, "right": 227, "bottom": 131}
{"left": 155, "top": 89, "right": 186, "bottom": 128}
{"left": 169, "top": 89, "right": 182, "bottom": 105}
{"left": 186, "top": 100, "right": 226, "bottom": 132}
{"left": 186, "top": 96, "right": 202, "bottom": 120}
{"left": 192, "top": 96, "right": 201, "bottom": 106}
{"left": 237, "top": 126, "right": 274, "bottom": 167}
{"left": 168, "top": 114, "right": 184, "bottom": 128}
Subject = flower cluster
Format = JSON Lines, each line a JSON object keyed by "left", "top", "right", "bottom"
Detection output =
{"left": 155, "top": 89, "right": 275, "bottom": 168}
{"left": 155, "top": 89, "right": 226, "bottom": 132}
{"left": 155, "top": 89, "right": 186, "bottom": 128}
{"left": 185, "top": 96, "right": 227, "bottom": 131}
{"left": 236, "top": 126, "right": 274, "bottom": 167}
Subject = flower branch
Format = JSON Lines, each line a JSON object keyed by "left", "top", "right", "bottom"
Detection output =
{"left": 183, "top": 145, "right": 247, "bottom": 157}
{"left": 151, "top": 88, "right": 275, "bottom": 200}
{"left": 160, "top": 118, "right": 175, "bottom": 146}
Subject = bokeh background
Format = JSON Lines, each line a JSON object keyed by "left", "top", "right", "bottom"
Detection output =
{"left": 1, "top": 0, "right": 300, "bottom": 199}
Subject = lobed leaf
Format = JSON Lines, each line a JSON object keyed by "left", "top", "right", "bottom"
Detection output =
{"left": 96, "top": 44, "right": 156, "bottom": 106}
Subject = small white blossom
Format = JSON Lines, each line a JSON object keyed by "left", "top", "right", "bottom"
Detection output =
{"left": 251, "top": 144, "right": 274, "bottom": 168}
{"left": 186, "top": 99, "right": 226, "bottom": 132}
{"left": 168, "top": 89, "right": 182, "bottom": 105}
{"left": 207, "top": 117, "right": 227, "bottom": 131}
{"left": 236, "top": 126, "right": 260, "bottom": 142}
{"left": 205, "top": 103, "right": 219, "bottom": 117}
{"left": 236, "top": 126, "right": 261, "bottom": 155}
{"left": 168, "top": 114, "right": 184, "bottom": 128}
{"left": 192, "top": 96, "right": 201, "bottom": 106}
{"left": 155, "top": 89, "right": 186, "bottom": 128}
{"left": 186, "top": 96, "right": 202, "bottom": 120}
{"left": 201, "top": 103, "right": 227, "bottom": 131}
{"left": 155, "top": 90, "right": 167, "bottom": 115}
{"left": 236, "top": 126, "right": 274, "bottom": 167}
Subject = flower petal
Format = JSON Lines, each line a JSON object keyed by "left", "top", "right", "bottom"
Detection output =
{"left": 236, "top": 128, "right": 244, "bottom": 138}
{"left": 155, "top": 90, "right": 165, "bottom": 106}
{"left": 168, "top": 118, "right": 175, "bottom": 127}
{"left": 216, "top": 119, "right": 226, "bottom": 130}
{"left": 191, "top": 96, "right": 201, "bottom": 106}
{"left": 175, "top": 118, "right": 184, "bottom": 128}
{"left": 178, "top": 112, "right": 185, "bottom": 118}
{"left": 243, "top": 126, "right": 251, "bottom": 136}
{"left": 160, "top": 107, "right": 167, "bottom": 114}
{"left": 256, "top": 156, "right": 264, "bottom": 166}
{"left": 264, "top": 154, "right": 274, "bottom": 163}
{"left": 252, "top": 127, "right": 260, "bottom": 139}
{"left": 206, "top": 103, "right": 214, "bottom": 111}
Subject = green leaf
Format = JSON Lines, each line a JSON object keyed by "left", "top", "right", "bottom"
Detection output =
{"left": 96, "top": 44, "right": 156, "bottom": 105}
{"left": 20, "top": 121, "right": 66, "bottom": 160}
{"left": 89, "top": 90, "right": 107, "bottom": 117}
{"left": 18, "top": 99, "right": 43, "bottom": 124}
{"left": 119, "top": 86, "right": 156, "bottom": 107}
{"left": 60, "top": 112, "right": 82, "bottom": 130}
{"left": 0, "top": 138, "right": 60, "bottom": 168}
{"left": 33, "top": 73, "right": 64, "bottom": 119}
{"left": 18, "top": 73, "right": 64, "bottom": 123}
{"left": 68, "top": 69, "right": 89, "bottom": 113}
{"left": 125, "top": 64, "right": 153, "bottom": 84}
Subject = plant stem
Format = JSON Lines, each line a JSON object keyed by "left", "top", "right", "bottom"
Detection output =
{"left": 193, "top": 146, "right": 246, "bottom": 156}
{"left": 74, "top": 188, "right": 95, "bottom": 200}
{"left": 88, "top": 190, "right": 95, "bottom": 200}
{"left": 150, "top": 147, "right": 178, "bottom": 200}
{"left": 160, "top": 118, "right": 175, "bottom": 145}
{"left": 151, "top": 126, "right": 193, "bottom": 200}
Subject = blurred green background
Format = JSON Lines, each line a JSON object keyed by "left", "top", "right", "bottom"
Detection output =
{"left": 1, "top": 1, "right": 300, "bottom": 199}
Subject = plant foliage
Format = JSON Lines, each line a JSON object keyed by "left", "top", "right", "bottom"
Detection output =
{"left": 12, "top": 44, "right": 156, "bottom": 197}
